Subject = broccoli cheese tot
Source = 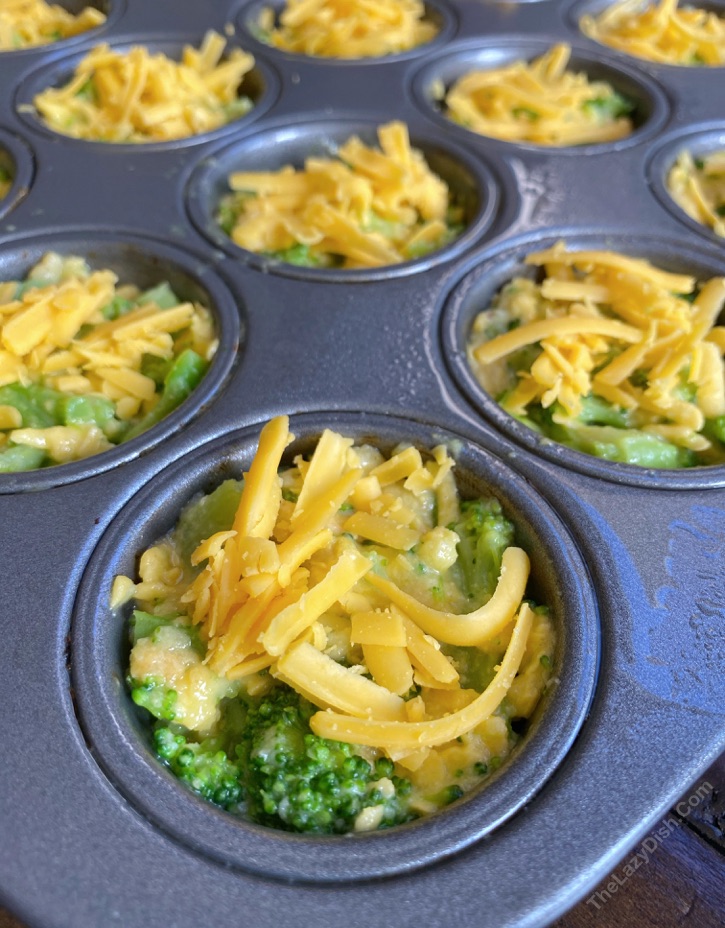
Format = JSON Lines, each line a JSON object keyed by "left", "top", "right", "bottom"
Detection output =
{"left": 467, "top": 242, "right": 725, "bottom": 468}
{"left": 442, "top": 44, "right": 635, "bottom": 147}
{"left": 0, "top": 253, "right": 217, "bottom": 472}
{"left": 580, "top": 0, "right": 725, "bottom": 66}
{"left": 667, "top": 149, "right": 725, "bottom": 238}
{"left": 114, "top": 416, "right": 555, "bottom": 834}
{"left": 31, "top": 31, "right": 255, "bottom": 142}
{"left": 258, "top": 0, "right": 437, "bottom": 58}
{"left": 217, "top": 121, "right": 465, "bottom": 268}
{"left": 0, "top": 0, "right": 105, "bottom": 51}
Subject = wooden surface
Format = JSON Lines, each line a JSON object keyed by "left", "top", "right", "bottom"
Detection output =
{"left": 2, "top": 755, "right": 723, "bottom": 928}
{"left": 555, "top": 754, "right": 725, "bottom": 928}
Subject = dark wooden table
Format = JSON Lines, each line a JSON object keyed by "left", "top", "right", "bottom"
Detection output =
{"left": 2, "top": 755, "right": 723, "bottom": 928}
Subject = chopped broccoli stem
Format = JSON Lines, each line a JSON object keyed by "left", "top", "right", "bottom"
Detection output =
{"left": 266, "top": 243, "right": 325, "bottom": 267}
{"left": 173, "top": 478, "right": 243, "bottom": 568}
{"left": 428, "top": 784, "right": 464, "bottom": 806}
{"left": 558, "top": 421, "right": 695, "bottom": 468}
{"left": 74, "top": 77, "right": 97, "bottom": 103}
{"left": 222, "top": 96, "right": 253, "bottom": 121}
{"left": 140, "top": 353, "right": 173, "bottom": 387}
{"left": 137, "top": 281, "right": 180, "bottom": 309}
{"left": 123, "top": 349, "right": 208, "bottom": 441}
{"left": 58, "top": 393, "right": 118, "bottom": 431}
{"left": 0, "top": 383, "right": 58, "bottom": 429}
{"left": 513, "top": 401, "right": 698, "bottom": 467}
{"left": 704, "top": 415, "right": 725, "bottom": 445}
{"left": 0, "top": 444, "right": 46, "bottom": 472}
{"left": 101, "top": 295, "right": 134, "bottom": 321}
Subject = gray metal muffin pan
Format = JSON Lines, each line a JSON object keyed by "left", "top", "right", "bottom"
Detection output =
{"left": 1, "top": 0, "right": 723, "bottom": 926}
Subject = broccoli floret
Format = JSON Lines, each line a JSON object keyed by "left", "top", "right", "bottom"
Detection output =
{"left": 131, "top": 676, "right": 178, "bottom": 721}
{"left": 452, "top": 498, "right": 515, "bottom": 603}
{"left": 154, "top": 727, "right": 244, "bottom": 809}
{"left": 582, "top": 91, "right": 634, "bottom": 121}
{"left": 237, "top": 685, "right": 415, "bottom": 834}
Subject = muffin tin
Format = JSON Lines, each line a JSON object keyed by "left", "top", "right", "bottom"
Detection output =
{"left": 1, "top": 1, "right": 724, "bottom": 926}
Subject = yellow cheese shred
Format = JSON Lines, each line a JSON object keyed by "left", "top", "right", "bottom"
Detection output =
{"left": 0, "top": 252, "right": 217, "bottom": 465}
{"left": 221, "top": 120, "right": 461, "bottom": 268}
{"left": 259, "top": 0, "right": 437, "bottom": 58}
{"left": 276, "top": 640, "right": 406, "bottom": 720}
{"left": 444, "top": 43, "right": 635, "bottom": 147}
{"left": 667, "top": 149, "right": 725, "bottom": 238}
{"left": 467, "top": 242, "right": 725, "bottom": 457}
{"left": 32, "top": 31, "right": 255, "bottom": 142}
{"left": 309, "top": 604, "right": 534, "bottom": 750}
{"left": 580, "top": 0, "right": 725, "bottom": 66}
{"left": 366, "top": 546, "right": 530, "bottom": 646}
{"left": 120, "top": 415, "right": 555, "bottom": 810}
{"left": 0, "top": 0, "right": 104, "bottom": 50}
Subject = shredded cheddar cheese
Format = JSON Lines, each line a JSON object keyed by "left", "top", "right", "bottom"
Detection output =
{"left": 580, "top": 0, "right": 725, "bottom": 66}
{"left": 467, "top": 243, "right": 725, "bottom": 467}
{"left": 443, "top": 44, "right": 635, "bottom": 147}
{"left": 32, "top": 31, "right": 255, "bottom": 142}
{"left": 219, "top": 120, "right": 463, "bottom": 268}
{"left": 258, "top": 0, "right": 437, "bottom": 58}
{"left": 0, "top": 253, "right": 217, "bottom": 470}
{"left": 0, "top": 0, "right": 104, "bottom": 50}
{"left": 667, "top": 149, "right": 725, "bottom": 238}
{"left": 120, "top": 416, "right": 557, "bottom": 821}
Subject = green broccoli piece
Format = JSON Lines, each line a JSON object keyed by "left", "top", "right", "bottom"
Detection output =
{"left": 442, "top": 644, "right": 499, "bottom": 691}
{"left": 512, "top": 106, "right": 539, "bottom": 121}
{"left": 131, "top": 676, "right": 178, "bottom": 721}
{"left": 703, "top": 415, "right": 725, "bottom": 445}
{"left": 140, "top": 353, "right": 173, "bottom": 387}
{"left": 217, "top": 192, "right": 254, "bottom": 235}
{"left": 512, "top": 401, "right": 698, "bottom": 467}
{"left": 74, "top": 77, "right": 98, "bottom": 103}
{"left": 552, "top": 421, "right": 696, "bottom": 468}
{"left": 0, "top": 444, "right": 46, "bottom": 472}
{"left": 0, "top": 164, "right": 12, "bottom": 194}
{"left": 222, "top": 96, "right": 253, "bottom": 122}
{"left": 136, "top": 281, "right": 180, "bottom": 310}
{"left": 582, "top": 92, "right": 634, "bottom": 121}
{"left": 122, "top": 348, "right": 208, "bottom": 441}
{"left": 101, "top": 294, "right": 134, "bottom": 321}
{"left": 237, "top": 684, "right": 415, "bottom": 834}
{"left": 266, "top": 243, "right": 325, "bottom": 267}
{"left": 154, "top": 727, "right": 244, "bottom": 809}
{"left": 172, "top": 479, "right": 243, "bottom": 569}
{"left": 576, "top": 394, "right": 631, "bottom": 428}
{"left": 128, "top": 610, "right": 205, "bottom": 654}
{"left": 0, "top": 383, "right": 58, "bottom": 429}
{"left": 452, "top": 498, "right": 515, "bottom": 603}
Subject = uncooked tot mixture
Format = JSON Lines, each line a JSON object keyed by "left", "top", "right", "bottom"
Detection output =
{"left": 115, "top": 416, "right": 555, "bottom": 834}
